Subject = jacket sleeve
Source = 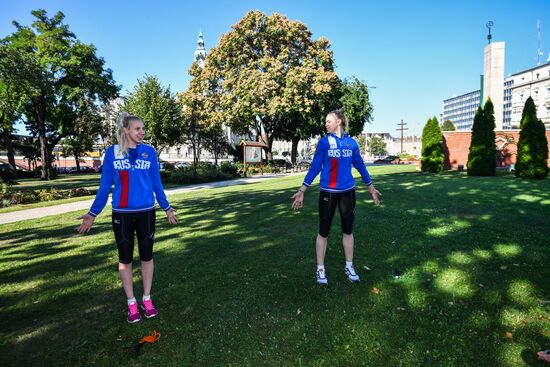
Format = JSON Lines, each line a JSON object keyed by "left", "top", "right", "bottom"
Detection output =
{"left": 89, "top": 148, "right": 115, "bottom": 217}
{"left": 150, "top": 149, "right": 171, "bottom": 211}
{"left": 302, "top": 138, "right": 326, "bottom": 187}
{"left": 351, "top": 143, "right": 372, "bottom": 186}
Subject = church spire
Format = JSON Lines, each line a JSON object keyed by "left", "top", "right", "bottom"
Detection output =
{"left": 194, "top": 30, "right": 206, "bottom": 68}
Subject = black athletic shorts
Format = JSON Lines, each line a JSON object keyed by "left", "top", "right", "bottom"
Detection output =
{"left": 112, "top": 209, "right": 156, "bottom": 264}
{"left": 318, "top": 189, "right": 356, "bottom": 238}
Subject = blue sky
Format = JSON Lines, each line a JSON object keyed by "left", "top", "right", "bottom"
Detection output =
{"left": 2, "top": 0, "right": 549, "bottom": 137}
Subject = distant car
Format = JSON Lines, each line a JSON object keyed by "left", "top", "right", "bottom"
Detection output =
{"left": 373, "top": 155, "right": 401, "bottom": 164}
{"left": 175, "top": 162, "right": 191, "bottom": 169}
{"left": 68, "top": 166, "right": 96, "bottom": 173}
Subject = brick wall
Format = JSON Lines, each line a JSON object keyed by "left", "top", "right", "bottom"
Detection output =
{"left": 442, "top": 130, "right": 550, "bottom": 170}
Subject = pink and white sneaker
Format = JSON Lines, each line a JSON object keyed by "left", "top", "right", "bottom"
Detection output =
{"left": 127, "top": 301, "right": 141, "bottom": 323}
{"left": 141, "top": 297, "right": 158, "bottom": 318}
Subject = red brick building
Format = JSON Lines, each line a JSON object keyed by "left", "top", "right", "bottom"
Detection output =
{"left": 443, "top": 130, "right": 550, "bottom": 170}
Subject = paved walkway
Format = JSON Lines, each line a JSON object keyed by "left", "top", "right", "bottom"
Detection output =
{"left": 0, "top": 172, "right": 303, "bottom": 225}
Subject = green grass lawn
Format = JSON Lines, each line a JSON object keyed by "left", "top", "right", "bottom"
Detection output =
{"left": 1, "top": 165, "right": 549, "bottom": 366}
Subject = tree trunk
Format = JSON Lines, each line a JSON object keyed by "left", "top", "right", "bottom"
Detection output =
{"left": 0, "top": 128, "right": 17, "bottom": 171}
{"left": 291, "top": 137, "right": 300, "bottom": 165}
{"left": 74, "top": 152, "right": 81, "bottom": 172}
{"left": 266, "top": 134, "right": 274, "bottom": 161}
{"left": 213, "top": 134, "right": 219, "bottom": 166}
{"left": 37, "top": 120, "right": 49, "bottom": 180}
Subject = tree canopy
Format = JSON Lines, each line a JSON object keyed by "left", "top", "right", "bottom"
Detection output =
{"left": 125, "top": 75, "right": 184, "bottom": 155}
{"left": 192, "top": 10, "right": 339, "bottom": 160}
{"left": 1, "top": 9, "right": 118, "bottom": 179}
{"left": 441, "top": 120, "right": 456, "bottom": 131}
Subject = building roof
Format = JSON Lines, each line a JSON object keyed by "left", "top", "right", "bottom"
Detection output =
{"left": 510, "top": 61, "right": 550, "bottom": 77}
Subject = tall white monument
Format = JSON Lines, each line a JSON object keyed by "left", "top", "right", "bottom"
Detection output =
{"left": 482, "top": 22, "right": 505, "bottom": 130}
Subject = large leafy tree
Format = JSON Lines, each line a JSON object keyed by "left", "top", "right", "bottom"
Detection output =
{"left": 467, "top": 99, "right": 496, "bottom": 176}
{"left": 515, "top": 97, "right": 549, "bottom": 179}
{"left": 421, "top": 117, "right": 444, "bottom": 173}
{"left": 2, "top": 9, "right": 118, "bottom": 179}
{"left": 125, "top": 75, "right": 184, "bottom": 155}
{"left": 196, "top": 10, "right": 338, "bottom": 160}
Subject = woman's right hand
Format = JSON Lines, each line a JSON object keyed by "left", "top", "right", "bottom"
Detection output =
{"left": 77, "top": 213, "right": 95, "bottom": 234}
{"left": 291, "top": 191, "right": 304, "bottom": 210}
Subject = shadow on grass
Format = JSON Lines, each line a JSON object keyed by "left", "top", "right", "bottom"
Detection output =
{"left": 0, "top": 170, "right": 549, "bottom": 366}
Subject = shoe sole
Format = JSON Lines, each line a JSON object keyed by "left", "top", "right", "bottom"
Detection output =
{"left": 127, "top": 317, "right": 141, "bottom": 323}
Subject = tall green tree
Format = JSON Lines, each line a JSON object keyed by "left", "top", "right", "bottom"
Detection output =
{"left": 515, "top": 97, "right": 549, "bottom": 179}
{"left": 367, "top": 135, "right": 387, "bottom": 157}
{"left": 197, "top": 10, "right": 338, "bottom": 160}
{"left": 125, "top": 75, "right": 184, "bottom": 155}
{"left": 441, "top": 120, "right": 456, "bottom": 131}
{"left": 339, "top": 77, "right": 373, "bottom": 137}
{"left": 2, "top": 9, "right": 118, "bottom": 179}
{"left": 0, "top": 45, "right": 38, "bottom": 174}
{"left": 467, "top": 99, "right": 496, "bottom": 176}
{"left": 421, "top": 117, "right": 444, "bottom": 173}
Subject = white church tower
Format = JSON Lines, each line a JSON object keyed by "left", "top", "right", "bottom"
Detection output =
{"left": 194, "top": 31, "right": 206, "bottom": 68}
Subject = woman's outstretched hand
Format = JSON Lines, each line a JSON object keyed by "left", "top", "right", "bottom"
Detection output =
{"left": 77, "top": 213, "right": 95, "bottom": 234}
{"left": 368, "top": 185, "right": 382, "bottom": 206}
{"left": 166, "top": 207, "right": 177, "bottom": 224}
{"left": 291, "top": 191, "right": 304, "bottom": 210}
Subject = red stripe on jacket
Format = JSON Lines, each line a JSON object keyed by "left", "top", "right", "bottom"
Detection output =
{"left": 329, "top": 158, "right": 339, "bottom": 188}
{"left": 118, "top": 170, "right": 129, "bottom": 208}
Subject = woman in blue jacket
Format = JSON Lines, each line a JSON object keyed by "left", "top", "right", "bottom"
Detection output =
{"left": 291, "top": 109, "right": 381, "bottom": 285}
{"left": 78, "top": 113, "right": 177, "bottom": 323}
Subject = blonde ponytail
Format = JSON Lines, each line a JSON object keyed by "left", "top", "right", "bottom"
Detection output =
{"left": 116, "top": 112, "right": 141, "bottom": 156}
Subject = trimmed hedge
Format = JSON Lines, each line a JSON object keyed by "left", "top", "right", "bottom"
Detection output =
{"left": 467, "top": 99, "right": 496, "bottom": 176}
{"left": 515, "top": 97, "right": 549, "bottom": 179}
{"left": 421, "top": 117, "right": 444, "bottom": 173}
{"left": 0, "top": 185, "right": 97, "bottom": 207}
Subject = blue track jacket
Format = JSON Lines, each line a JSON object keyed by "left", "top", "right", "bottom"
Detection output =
{"left": 303, "top": 133, "right": 372, "bottom": 192}
{"left": 89, "top": 144, "right": 171, "bottom": 217}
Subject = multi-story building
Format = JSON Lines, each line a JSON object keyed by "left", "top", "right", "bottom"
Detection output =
{"left": 441, "top": 90, "right": 481, "bottom": 130}
{"left": 507, "top": 62, "right": 550, "bottom": 129}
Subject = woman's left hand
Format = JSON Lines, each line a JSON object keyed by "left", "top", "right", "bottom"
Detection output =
{"left": 166, "top": 207, "right": 178, "bottom": 224}
{"left": 291, "top": 191, "right": 304, "bottom": 210}
{"left": 368, "top": 185, "right": 382, "bottom": 206}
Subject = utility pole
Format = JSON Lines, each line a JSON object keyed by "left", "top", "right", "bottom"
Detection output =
{"left": 396, "top": 119, "right": 408, "bottom": 155}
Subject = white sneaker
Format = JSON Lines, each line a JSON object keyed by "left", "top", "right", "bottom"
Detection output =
{"left": 316, "top": 269, "right": 328, "bottom": 285}
{"left": 344, "top": 266, "right": 360, "bottom": 283}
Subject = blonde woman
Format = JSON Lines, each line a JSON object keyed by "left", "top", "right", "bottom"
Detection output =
{"left": 78, "top": 113, "right": 177, "bottom": 323}
{"left": 292, "top": 109, "right": 381, "bottom": 285}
